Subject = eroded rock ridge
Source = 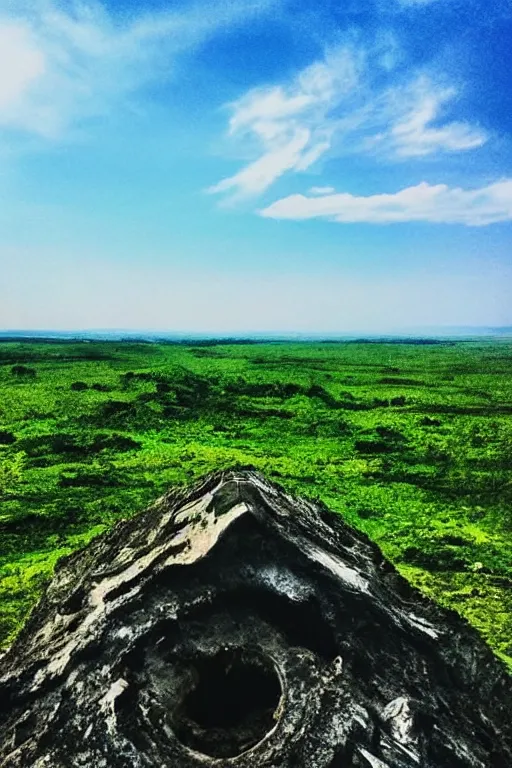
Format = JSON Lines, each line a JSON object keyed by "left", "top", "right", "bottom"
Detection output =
{"left": 0, "top": 469, "right": 511, "bottom": 767}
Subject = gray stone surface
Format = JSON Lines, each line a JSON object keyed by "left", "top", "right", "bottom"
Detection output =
{"left": 0, "top": 469, "right": 511, "bottom": 767}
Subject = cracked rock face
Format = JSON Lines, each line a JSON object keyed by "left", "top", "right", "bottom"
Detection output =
{"left": 0, "top": 469, "right": 511, "bottom": 767}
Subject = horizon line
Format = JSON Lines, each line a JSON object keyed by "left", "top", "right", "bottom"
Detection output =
{"left": 1, "top": 326, "right": 511, "bottom": 340}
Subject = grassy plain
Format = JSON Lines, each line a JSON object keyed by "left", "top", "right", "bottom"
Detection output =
{"left": 0, "top": 338, "right": 511, "bottom": 668}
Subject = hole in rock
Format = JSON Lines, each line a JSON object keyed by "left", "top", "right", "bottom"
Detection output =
{"left": 173, "top": 648, "right": 282, "bottom": 758}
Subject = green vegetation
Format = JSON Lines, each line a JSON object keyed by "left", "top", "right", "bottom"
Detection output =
{"left": 1, "top": 339, "right": 511, "bottom": 669}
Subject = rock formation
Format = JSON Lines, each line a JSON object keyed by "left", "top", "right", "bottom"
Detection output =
{"left": 0, "top": 469, "right": 511, "bottom": 767}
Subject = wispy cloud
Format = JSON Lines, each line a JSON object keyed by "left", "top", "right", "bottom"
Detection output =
{"left": 259, "top": 179, "right": 512, "bottom": 226}
{"left": 0, "top": 0, "right": 278, "bottom": 141}
{"left": 377, "top": 77, "right": 486, "bottom": 157}
{"left": 207, "top": 45, "right": 363, "bottom": 199}
{"left": 209, "top": 42, "right": 488, "bottom": 201}
{"left": 0, "top": 22, "right": 45, "bottom": 116}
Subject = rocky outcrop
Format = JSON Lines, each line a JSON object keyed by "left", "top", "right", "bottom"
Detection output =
{"left": 0, "top": 469, "right": 511, "bottom": 767}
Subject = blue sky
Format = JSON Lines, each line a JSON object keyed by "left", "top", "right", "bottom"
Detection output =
{"left": 1, "top": 0, "right": 511, "bottom": 332}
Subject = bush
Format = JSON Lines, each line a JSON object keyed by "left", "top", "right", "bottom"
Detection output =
{"left": 0, "top": 512, "right": 49, "bottom": 534}
{"left": 70, "top": 381, "right": 88, "bottom": 391}
{"left": 19, "top": 431, "right": 140, "bottom": 458}
{"left": 19, "top": 434, "right": 80, "bottom": 457}
{"left": 357, "top": 507, "right": 384, "bottom": 520}
{"left": 305, "top": 384, "right": 339, "bottom": 408}
{"left": 51, "top": 435, "right": 81, "bottom": 454}
{"left": 119, "top": 371, "right": 154, "bottom": 388}
{"left": 324, "top": 418, "right": 353, "bottom": 437}
{"left": 375, "top": 426, "right": 407, "bottom": 443}
{"left": 354, "top": 440, "right": 394, "bottom": 454}
{"left": 120, "top": 371, "right": 135, "bottom": 387}
{"left": 401, "top": 544, "right": 466, "bottom": 572}
{"left": 91, "top": 383, "right": 111, "bottom": 392}
{"left": 89, "top": 398, "right": 165, "bottom": 430}
{"left": 230, "top": 380, "right": 302, "bottom": 398}
{"left": 0, "top": 431, "right": 16, "bottom": 445}
{"left": 379, "top": 377, "right": 422, "bottom": 386}
{"left": 11, "top": 365, "right": 36, "bottom": 377}
{"left": 100, "top": 400, "right": 132, "bottom": 417}
{"left": 0, "top": 452, "right": 26, "bottom": 493}
{"left": 236, "top": 407, "right": 294, "bottom": 420}
{"left": 91, "top": 434, "right": 141, "bottom": 452}
{"left": 59, "top": 467, "right": 122, "bottom": 488}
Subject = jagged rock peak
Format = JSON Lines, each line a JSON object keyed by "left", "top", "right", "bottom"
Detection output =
{"left": 0, "top": 469, "right": 511, "bottom": 767}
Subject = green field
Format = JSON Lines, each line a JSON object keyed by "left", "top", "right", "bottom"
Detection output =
{"left": 1, "top": 339, "right": 511, "bottom": 669}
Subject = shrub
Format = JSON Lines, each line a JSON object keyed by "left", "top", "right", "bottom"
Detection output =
{"left": 0, "top": 431, "right": 15, "bottom": 445}
{"left": 89, "top": 398, "right": 165, "bottom": 430}
{"left": 357, "top": 507, "right": 384, "bottom": 520}
{"left": 375, "top": 426, "right": 406, "bottom": 443}
{"left": 224, "top": 379, "right": 302, "bottom": 398}
{"left": 120, "top": 371, "right": 135, "bottom": 387}
{"left": 119, "top": 371, "right": 153, "bottom": 388}
{"left": 237, "top": 407, "right": 294, "bottom": 420}
{"left": 354, "top": 440, "right": 394, "bottom": 455}
{"left": 19, "top": 433, "right": 80, "bottom": 457}
{"left": 379, "top": 377, "right": 422, "bottom": 386}
{"left": 305, "top": 384, "right": 339, "bottom": 408}
{"left": 0, "top": 452, "right": 26, "bottom": 493}
{"left": 100, "top": 400, "right": 132, "bottom": 417}
{"left": 59, "top": 467, "right": 122, "bottom": 488}
{"left": 51, "top": 435, "right": 81, "bottom": 454}
{"left": 91, "top": 434, "right": 141, "bottom": 452}
{"left": 11, "top": 365, "right": 36, "bottom": 377}
{"left": 401, "top": 544, "right": 466, "bottom": 572}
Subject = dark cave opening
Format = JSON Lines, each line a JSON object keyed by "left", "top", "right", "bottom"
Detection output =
{"left": 173, "top": 648, "right": 282, "bottom": 758}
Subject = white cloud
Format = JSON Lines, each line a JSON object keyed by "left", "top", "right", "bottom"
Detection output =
{"left": 208, "top": 128, "right": 312, "bottom": 197}
{"left": 0, "top": 0, "right": 278, "bottom": 140}
{"left": 309, "top": 186, "right": 336, "bottom": 195}
{"left": 383, "top": 77, "right": 486, "bottom": 157}
{"left": 259, "top": 179, "right": 512, "bottom": 226}
{"left": 209, "top": 42, "right": 488, "bottom": 200}
{"left": 207, "top": 45, "right": 363, "bottom": 199}
{"left": 0, "top": 22, "right": 45, "bottom": 112}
